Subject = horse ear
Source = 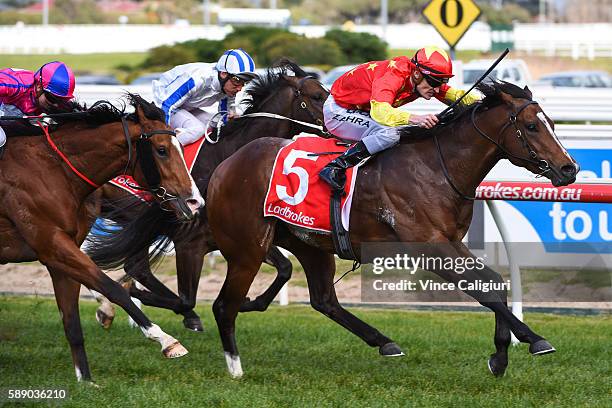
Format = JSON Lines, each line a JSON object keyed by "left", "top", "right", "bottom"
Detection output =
{"left": 499, "top": 91, "right": 515, "bottom": 106}
{"left": 135, "top": 103, "right": 147, "bottom": 124}
{"left": 523, "top": 85, "right": 533, "bottom": 99}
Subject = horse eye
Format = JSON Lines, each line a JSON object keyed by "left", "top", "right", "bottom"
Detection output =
{"left": 527, "top": 123, "right": 537, "bottom": 132}
{"left": 156, "top": 146, "right": 168, "bottom": 157}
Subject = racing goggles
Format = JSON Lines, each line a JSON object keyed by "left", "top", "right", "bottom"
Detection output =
{"left": 229, "top": 75, "right": 250, "bottom": 86}
{"left": 423, "top": 74, "right": 449, "bottom": 88}
{"left": 44, "top": 91, "right": 66, "bottom": 106}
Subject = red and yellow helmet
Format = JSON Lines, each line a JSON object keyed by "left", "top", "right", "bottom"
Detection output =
{"left": 412, "top": 46, "right": 454, "bottom": 78}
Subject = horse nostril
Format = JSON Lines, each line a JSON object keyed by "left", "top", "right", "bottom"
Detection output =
{"left": 561, "top": 164, "right": 577, "bottom": 177}
{"left": 186, "top": 198, "right": 202, "bottom": 215}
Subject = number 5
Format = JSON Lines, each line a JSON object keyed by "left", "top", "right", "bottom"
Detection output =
{"left": 276, "top": 149, "right": 318, "bottom": 206}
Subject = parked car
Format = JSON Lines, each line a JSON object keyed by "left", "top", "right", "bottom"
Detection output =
{"left": 76, "top": 74, "right": 121, "bottom": 85}
{"left": 320, "top": 64, "right": 359, "bottom": 89}
{"left": 129, "top": 72, "right": 162, "bottom": 85}
{"left": 535, "top": 71, "right": 612, "bottom": 88}
{"left": 462, "top": 59, "right": 532, "bottom": 87}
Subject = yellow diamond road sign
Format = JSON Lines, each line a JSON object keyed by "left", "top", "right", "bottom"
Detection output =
{"left": 422, "top": 0, "right": 481, "bottom": 48}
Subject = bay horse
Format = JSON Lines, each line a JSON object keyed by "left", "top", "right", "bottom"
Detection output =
{"left": 86, "top": 61, "right": 329, "bottom": 330}
{"left": 205, "top": 81, "right": 579, "bottom": 378}
{"left": 0, "top": 95, "right": 204, "bottom": 382}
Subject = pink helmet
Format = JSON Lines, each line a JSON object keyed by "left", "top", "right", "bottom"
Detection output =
{"left": 34, "top": 61, "right": 75, "bottom": 99}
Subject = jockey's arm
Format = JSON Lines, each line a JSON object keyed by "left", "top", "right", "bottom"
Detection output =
{"left": 0, "top": 73, "right": 20, "bottom": 101}
{"left": 437, "top": 85, "right": 481, "bottom": 106}
{"left": 156, "top": 73, "right": 198, "bottom": 123}
{"left": 369, "top": 71, "right": 411, "bottom": 127}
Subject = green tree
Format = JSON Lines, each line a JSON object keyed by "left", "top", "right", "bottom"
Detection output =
{"left": 262, "top": 33, "right": 345, "bottom": 67}
{"left": 225, "top": 26, "right": 291, "bottom": 63}
{"left": 478, "top": 3, "right": 531, "bottom": 25}
{"left": 141, "top": 45, "right": 197, "bottom": 70}
{"left": 50, "top": 0, "right": 106, "bottom": 24}
{"left": 180, "top": 39, "right": 225, "bottom": 62}
{"left": 324, "top": 29, "right": 387, "bottom": 63}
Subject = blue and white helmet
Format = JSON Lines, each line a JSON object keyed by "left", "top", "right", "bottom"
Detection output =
{"left": 216, "top": 49, "right": 257, "bottom": 80}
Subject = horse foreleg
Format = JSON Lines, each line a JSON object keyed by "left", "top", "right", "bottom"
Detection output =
{"left": 39, "top": 231, "right": 188, "bottom": 360}
{"left": 472, "top": 264, "right": 512, "bottom": 377}
{"left": 122, "top": 247, "right": 203, "bottom": 331}
{"left": 240, "top": 245, "right": 293, "bottom": 312}
{"left": 427, "top": 244, "right": 554, "bottom": 374}
{"left": 213, "top": 257, "right": 263, "bottom": 378}
{"left": 91, "top": 288, "right": 116, "bottom": 329}
{"left": 175, "top": 235, "right": 209, "bottom": 331}
{"left": 49, "top": 270, "right": 92, "bottom": 382}
{"left": 289, "top": 238, "right": 403, "bottom": 357}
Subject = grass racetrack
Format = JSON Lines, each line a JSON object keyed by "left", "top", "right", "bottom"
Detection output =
{"left": 0, "top": 296, "right": 610, "bottom": 407}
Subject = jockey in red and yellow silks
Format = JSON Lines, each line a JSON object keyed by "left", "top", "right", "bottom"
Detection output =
{"left": 319, "top": 46, "right": 480, "bottom": 191}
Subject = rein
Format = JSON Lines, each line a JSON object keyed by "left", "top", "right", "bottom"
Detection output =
{"left": 36, "top": 115, "right": 178, "bottom": 205}
{"left": 435, "top": 100, "right": 548, "bottom": 200}
{"left": 37, "top": 120, "right": 100, "bottom": 188}
{"left": 204, "top": 75, "right": 327, "bottom": 144}
{"left": 125, "top": 128, "right": 182, "bottom": 208}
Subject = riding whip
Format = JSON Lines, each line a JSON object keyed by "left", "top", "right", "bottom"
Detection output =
{"left": 437, "top": 48, "right": 510, "bottom": 121}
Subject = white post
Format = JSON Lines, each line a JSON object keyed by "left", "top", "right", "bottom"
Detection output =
{"left": 278, "top": 283, "right": 289, "bottom": 306}
{"left": 42, "top": 0, "right": 49, "bottom": 25}
{"left": 486, "top": 201, "right": 523, "bottom": 345}
{"left": 380, "top": 0, "right": 388, "bottom": 42}
{"left": 203, "top": 0, "right": 210, "bottom": 25}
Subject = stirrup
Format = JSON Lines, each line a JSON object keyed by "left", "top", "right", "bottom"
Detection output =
{"left": 319, "top": 167, "right": 346, "bottom": 192}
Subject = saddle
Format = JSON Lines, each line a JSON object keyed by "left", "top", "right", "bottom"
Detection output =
{"left": 0, "top": 120, "right": 47, "bottom": 159}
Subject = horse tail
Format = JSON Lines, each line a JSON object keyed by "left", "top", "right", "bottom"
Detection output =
{"left": 85, "top": 200, "right": 188, "bottom": 271}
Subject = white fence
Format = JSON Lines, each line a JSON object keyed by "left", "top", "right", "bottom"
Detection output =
{"left": 514, "top": 23, "right": 612, "bottom": 60}
{"left": 74, "top": 84, "right": 612, "bottom": 124}
{"left": 398, "top": 87, "right": 612, "bottom": 123}
{"left": 0, "top": 24, "right": 231, "bottom": 54}
{"left": 4, "top": 22, "right": 612, "bottom": 57}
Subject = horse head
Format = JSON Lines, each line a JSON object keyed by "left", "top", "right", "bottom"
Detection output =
{"left": 238, "top": 59, "right": 329, "bottom": 136}
{"left": 128, "top": 94, "right": 204, "bottom": 220}
{"left": 475, "top": 81, "right": 578, "bottom": 187}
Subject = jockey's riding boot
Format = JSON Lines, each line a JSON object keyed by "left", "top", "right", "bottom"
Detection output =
{"left": 319, "top": 141, "right": 371, "bottom": 191}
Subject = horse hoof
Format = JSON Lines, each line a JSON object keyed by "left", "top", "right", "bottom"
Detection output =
{"left": 82, "top": 381, "right": 100, "bottom": 388}
{"left": 183, "top": 317, "right": 204, "bottom": 332}
{"left": 530, "top": 339, "right": 556, "bottom": 356}
{"left": 95, "top": 309, "right": 114, "bottom": 330}
{"left": 163, "top": 341, "right": 189, "bottom": 358}
{"left": 487, "top": 355, "right": 507, "bottom": 377}
{"left": 379, "top": 342, "right": 405, "bottom": 357}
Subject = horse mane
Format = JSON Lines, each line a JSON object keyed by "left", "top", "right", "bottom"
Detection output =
{"left": 398, "top": 80, "right": 533, "bottom": 141}
{"left": 220, "top": 59, "right": 308, "bottom": 136}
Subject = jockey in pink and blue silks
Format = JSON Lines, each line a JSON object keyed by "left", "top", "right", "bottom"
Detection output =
{"left": 0, "top": 61, "right": 76, "bottom": 148}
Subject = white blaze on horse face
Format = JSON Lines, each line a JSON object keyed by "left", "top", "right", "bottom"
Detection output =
{"left": 224, "top": 352, "right": 244, "bottom": 378}
{"left": 170, "top": 137, "right": 205, "bottom": 212}
{"left": 536, "top": 112, "right": 572, "bottom": 161}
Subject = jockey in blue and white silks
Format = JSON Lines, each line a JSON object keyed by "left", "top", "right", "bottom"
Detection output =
{"left": 152, "top": 49, "right": 257, "bottom": 146}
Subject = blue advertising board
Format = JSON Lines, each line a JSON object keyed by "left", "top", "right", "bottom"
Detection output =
{"left": 504, "top": 149, "right": 611, "bottom": 253}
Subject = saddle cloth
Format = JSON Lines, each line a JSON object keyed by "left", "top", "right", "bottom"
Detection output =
{"left": 109, "top": 137, "right": 206, "bottom": 201}
{"left": 263, "top": 135, "right": 358, "bottom": 232}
